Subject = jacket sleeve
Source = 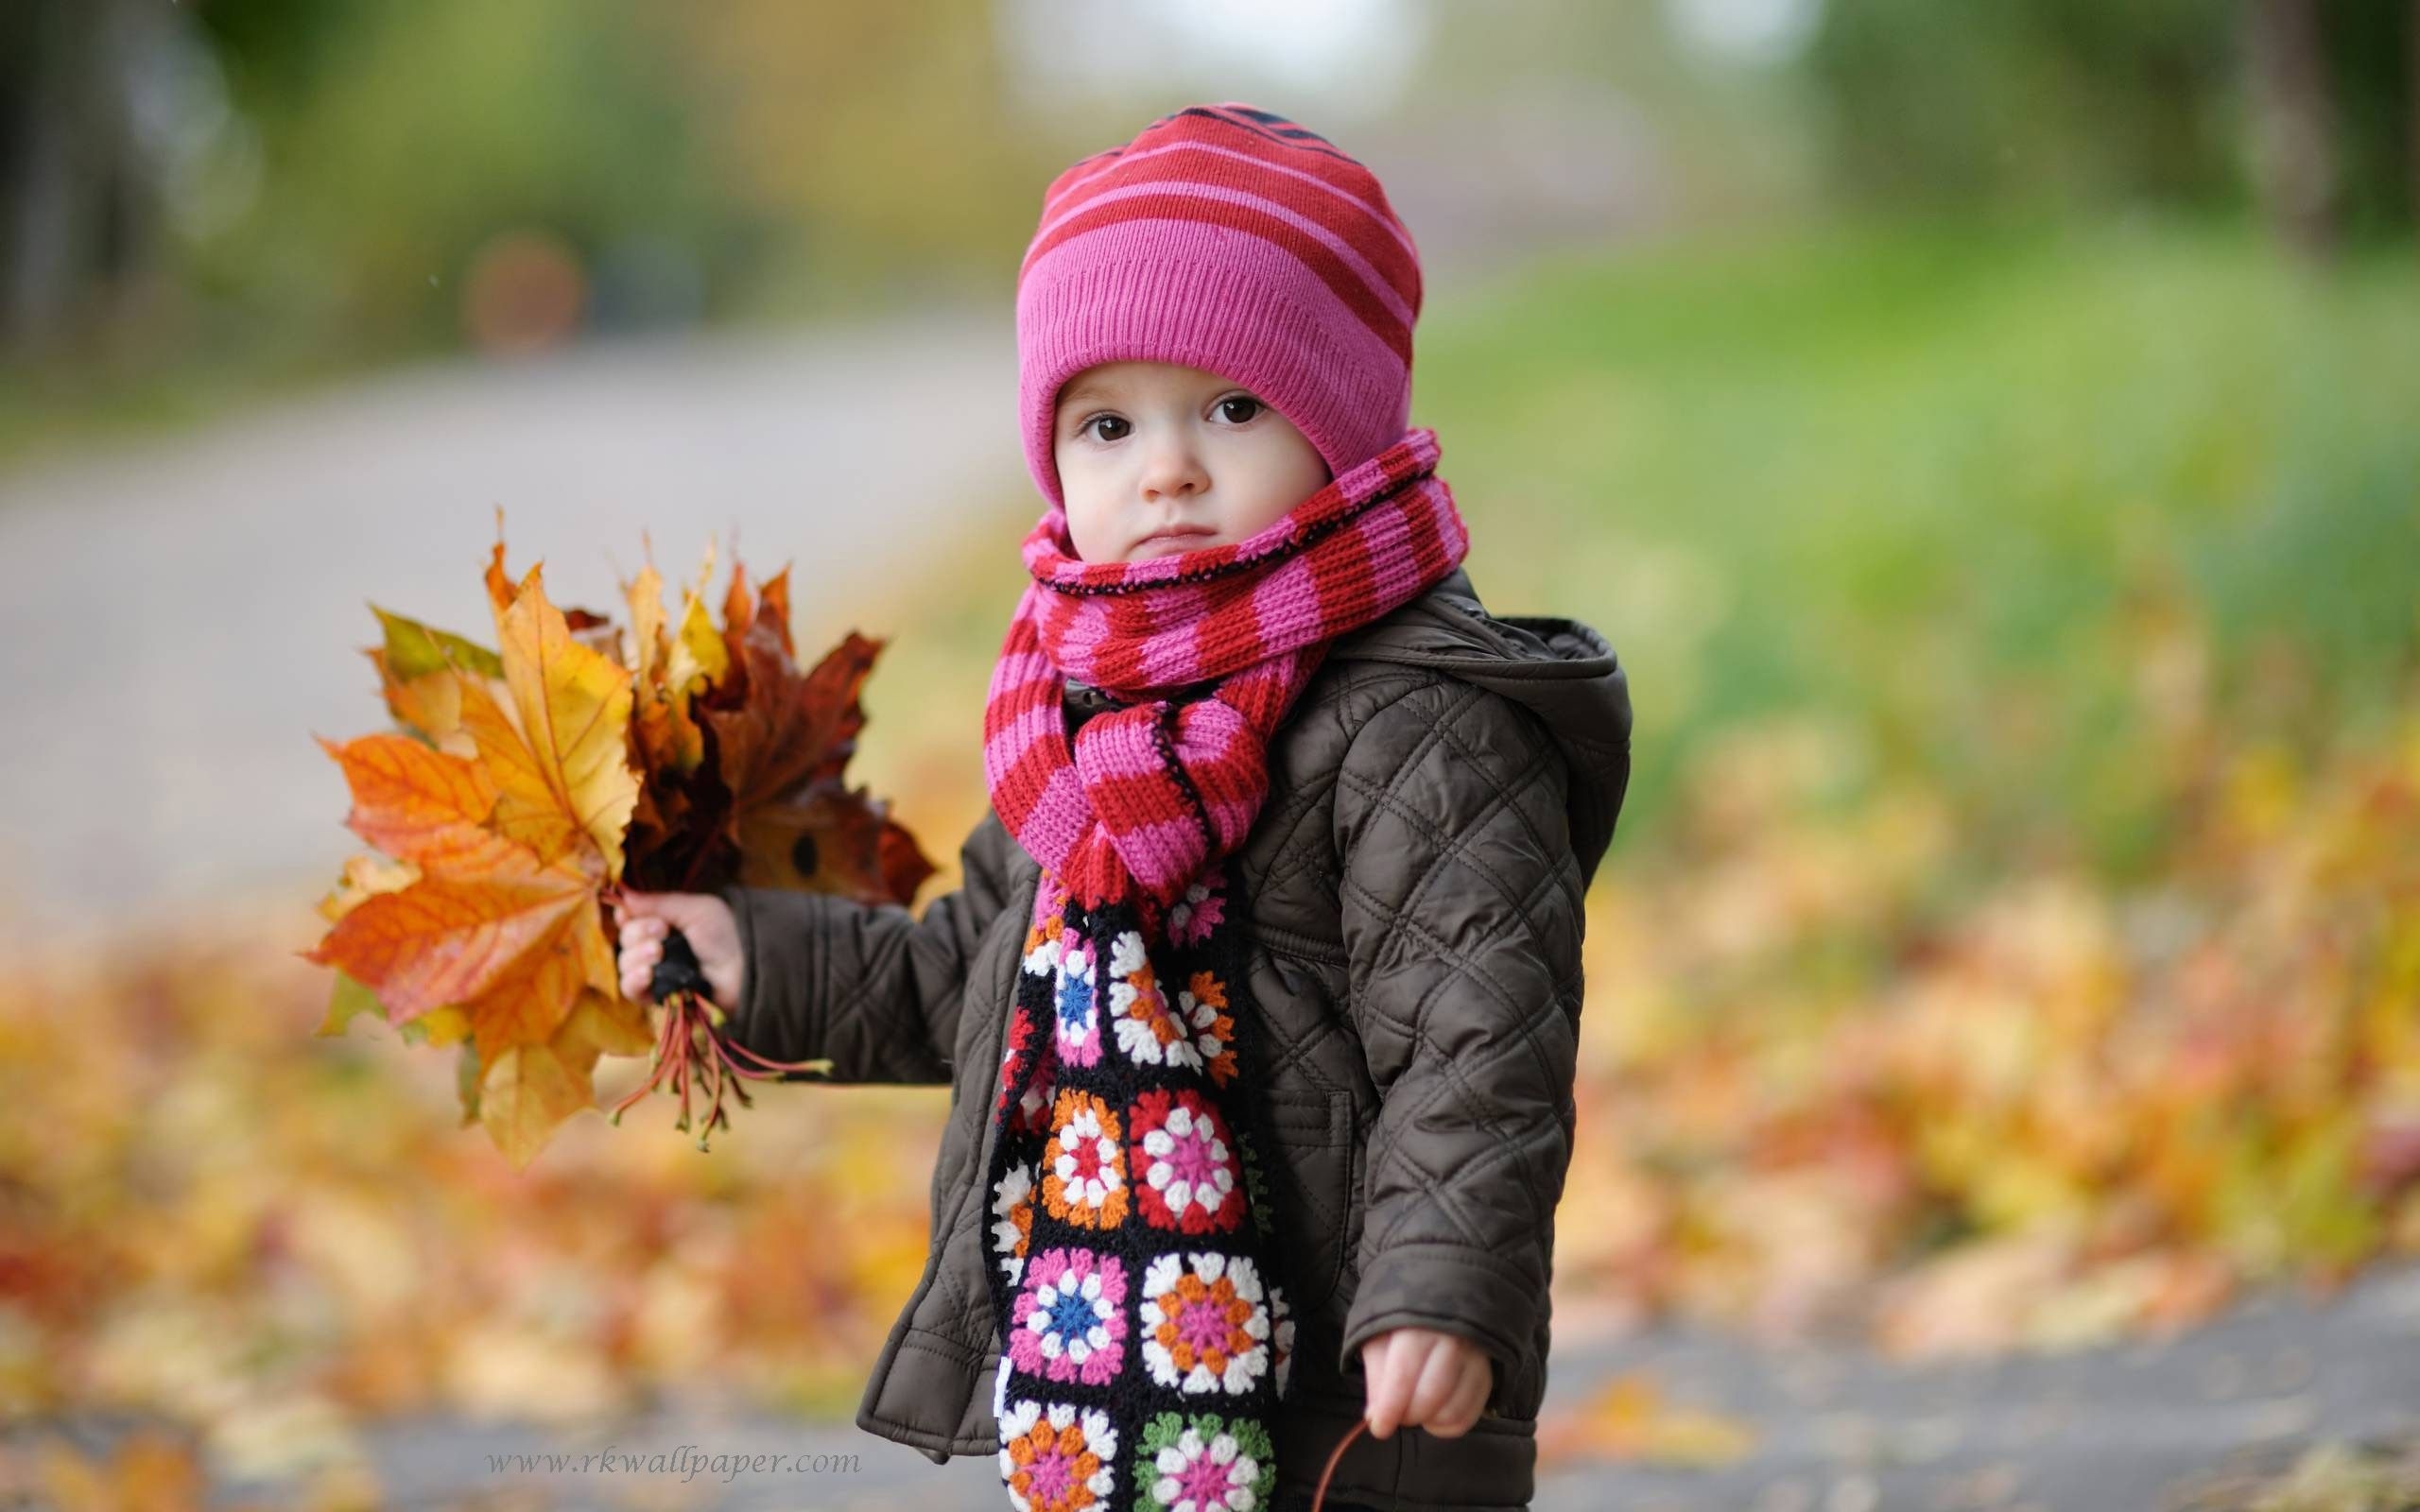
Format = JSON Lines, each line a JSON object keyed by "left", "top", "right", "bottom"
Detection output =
{"left": 1330, "top": 675, "right": 1585, "bottom": 1414}
{"left": 707, "top": 806, "right": 1024, "bottom": 1087}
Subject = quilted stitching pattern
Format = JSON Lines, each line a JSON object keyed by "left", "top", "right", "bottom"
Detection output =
{"left": 1328, "top": 674, "right": 1582, "bottom": 1418}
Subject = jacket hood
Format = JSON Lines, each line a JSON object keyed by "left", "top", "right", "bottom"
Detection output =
{"left": 1326, "top": 565, "right": 1634, "bottom": 889}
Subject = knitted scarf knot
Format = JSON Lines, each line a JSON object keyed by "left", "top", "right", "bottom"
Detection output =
{"left": 978, "top": 427, "right": 1467, "bottom": 1510}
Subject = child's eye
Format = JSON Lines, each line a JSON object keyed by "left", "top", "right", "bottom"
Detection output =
{"left": 1215, "top": 396, "right": 1263, "bottom": 424}
{"left": 1080, "top": 415, "right": 1131, "bottom": 443}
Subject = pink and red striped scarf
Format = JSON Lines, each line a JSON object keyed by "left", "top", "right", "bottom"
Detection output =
{"left": 982, "top": 424, "right": 1469, "bottom": 930}
{"left": 977, "top": 426, "right": 1466, "bottom": 1509}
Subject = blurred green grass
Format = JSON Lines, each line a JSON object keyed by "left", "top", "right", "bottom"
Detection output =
{"left": 1420, "top": 212, "right": 2418, "bottom": 875}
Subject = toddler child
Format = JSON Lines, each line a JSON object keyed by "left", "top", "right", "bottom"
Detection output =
{"left": 615, "top": 102, "right": 1633, "bottom": 1512}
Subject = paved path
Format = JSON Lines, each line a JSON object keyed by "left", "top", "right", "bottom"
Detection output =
{"left": 18, "top": 1258, "right": 2399, "bottom": 1509}
{"left": 0, "top": 303, "right": 1021, "bottom": 942}
{"left": 1533, "top": 1260, "right": 2420, "bottom": 1512}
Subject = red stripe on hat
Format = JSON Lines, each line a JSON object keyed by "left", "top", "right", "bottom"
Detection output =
{"left": 1131, "top": 108, "right": 1401, "bottom": 254}
{"left": 1025, "top": 192, "right": 1411, "bottom": 368}
{"left": 1038, "top": 135, "right": 1420, "bottom": 317}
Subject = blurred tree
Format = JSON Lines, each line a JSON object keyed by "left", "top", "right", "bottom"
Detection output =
{"left": 1801, "top": 0, "right": 2416, "bottom": 247}
{"left": 2245, "top": 0, "right": 2341, "bottom": 258}
{"left": 185, "top": 0, "right": 370, "bottom": 109}
{"left": 1, "top": 0, "right": 169, "bottom": 350}
{"left": 2303, "top": 0, "right": 2420, "bottom": 234}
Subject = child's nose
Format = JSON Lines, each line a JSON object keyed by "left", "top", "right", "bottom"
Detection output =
{"left": 1140, "top": 451, "right": 1208, "bottom": 499}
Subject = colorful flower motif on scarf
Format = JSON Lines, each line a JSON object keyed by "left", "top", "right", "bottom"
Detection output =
{"left": 1137, "top": 1411, "right": 1276, "bottom": 1512}
{"left": 1174, "top": 971, "right": 1239, "bottom": 1088}
{"left": 1008, "top": 1246, "right": 1129, "bottom": 1386}
{"left": 1106, "top": 930, "right": 1193, "bottom": 1070}
{"left": 1041, "top": 1088, "right": 1128, "bottom": 1229}
{"left": 998, "top": 1399, "right": 1117, "bottom": 1512}
{"left": 992, "top": 1160, "right": 1036, "bottom": 1285}
{"left": 1164, "top": 873, "right": 1228, "bottom": 951}
{"left": 1129, "top": 1089, "right": 1244, "bottom": 1235}
{"left": 1024, "top": 902, "right": 1067, "bottom": 978}
{"left": 1053, "top": 930, "right": 1102, "bottom": 1067}
{"left": 1137, "top": 1252, "right": 1272, "bottom": 1397}
{"left": 1019, "top": 1070, "right": 1058, "bottom": 1135}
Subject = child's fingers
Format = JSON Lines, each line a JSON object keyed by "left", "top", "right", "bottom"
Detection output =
{"left": 618, "top": 936, "right": 663, "bottom": 1001}
{"left": 1404, "top": 1338, "right": 1464, "bottom": 1431}
{"left": 1425, "top": 1366, "right": 1492, "bottom": 1438}
{"left": 618, "top": 915, "right": 667, "bottom": 949}
{"left": 1361, "top": 1335, "right": 1409, "bottom": 1437}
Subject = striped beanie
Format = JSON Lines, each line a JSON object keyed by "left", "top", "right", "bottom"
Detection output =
{"left": 1015, "top": 103, "right": 1424, "bottom": 510}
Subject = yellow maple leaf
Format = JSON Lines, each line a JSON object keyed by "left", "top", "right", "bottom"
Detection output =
{"left": 480, "top": 1038, "right": 596, "bottom": 1172}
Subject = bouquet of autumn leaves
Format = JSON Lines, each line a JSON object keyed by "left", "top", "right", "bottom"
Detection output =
{"left": 303, "top": 528, "right": 934, "bottom": 1169}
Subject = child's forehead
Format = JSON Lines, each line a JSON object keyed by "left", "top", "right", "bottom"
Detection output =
{"left": 1058, "top": 360, "right": 1239, "bottom": 407}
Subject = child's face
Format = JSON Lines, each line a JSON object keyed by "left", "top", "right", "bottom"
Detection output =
{"left": 1051, "top": 360, "right": 1331, "bottom": 562}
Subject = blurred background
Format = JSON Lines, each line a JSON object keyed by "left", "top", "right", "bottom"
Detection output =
{"left": 3, "top": 1, "right": 2417, "bottom": 1507}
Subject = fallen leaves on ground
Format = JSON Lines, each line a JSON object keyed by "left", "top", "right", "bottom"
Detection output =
{"left": 0, "top": 901, "right": 943, "bottom": 1490}
{"left": 1555, "top": 590, "right": 2420, "bottom": 1366}
{"left": 2165, "top": 1434, "right": 2420, "bottom": 1512}
{"left": 1535, "top": 1370, "right": 1757, "bottom": 1469}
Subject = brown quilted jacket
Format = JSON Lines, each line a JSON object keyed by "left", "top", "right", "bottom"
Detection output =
{"left": 710, "top": 565, "right": 1633, "bottom": 1510}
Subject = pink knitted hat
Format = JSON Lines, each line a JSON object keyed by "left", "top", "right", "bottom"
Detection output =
{"left": 1015, "top": 103, "right": 1425, "bottom": 509}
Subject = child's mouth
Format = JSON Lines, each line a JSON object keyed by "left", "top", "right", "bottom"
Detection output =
{"left": 1134, "top": 528, "right": 1218, "bottom": 557}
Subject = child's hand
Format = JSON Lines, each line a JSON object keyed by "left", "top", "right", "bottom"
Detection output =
{"left": 614, "top": 890, "right": 744, "bottom": 1010}
{"left": 1357, "top": 1326, "right": 1493, "bottom": 1439}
